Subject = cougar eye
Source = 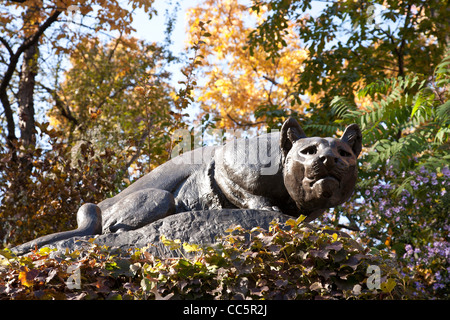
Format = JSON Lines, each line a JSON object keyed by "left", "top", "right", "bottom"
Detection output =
{"left": 339, "top": 149, "right": 352, "bottom": 157}
{"left": 301, "top": 146, "right": 317, "bottom": 155}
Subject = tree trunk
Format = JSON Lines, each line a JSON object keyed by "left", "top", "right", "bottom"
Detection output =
{"left": 18, "top": 41, "right": 38, "bottom": 150}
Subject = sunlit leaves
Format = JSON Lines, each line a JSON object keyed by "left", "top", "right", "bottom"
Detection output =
{"left": 186, "top": 0, "right": 311, "bottom": 130}
{"left": 18, "top": 267, "right": 36, "bottom": 288}
{"left": 160, "top": 235, "right": 181, "bottom": 251}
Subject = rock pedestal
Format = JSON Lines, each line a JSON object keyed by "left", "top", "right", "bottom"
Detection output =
{"left": 14, "top": 210, "right": 292, "bottom": 256}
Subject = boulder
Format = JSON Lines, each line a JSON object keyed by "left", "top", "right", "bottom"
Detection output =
{"left": 18, "top": 209, "right": 292, "bottom": 257}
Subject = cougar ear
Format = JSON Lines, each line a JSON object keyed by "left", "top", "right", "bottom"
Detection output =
{"left": 341, "top": 124, "right": 362, "bottom": 158}
{"left": 280, "top": 117, "right": 307, "bottom": 158}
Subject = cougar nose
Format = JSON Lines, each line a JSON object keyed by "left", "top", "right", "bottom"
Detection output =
{"left": 319, "top": 154, "right": 337, "bottom": 169}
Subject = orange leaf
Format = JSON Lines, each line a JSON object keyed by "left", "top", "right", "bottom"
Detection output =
{"left": 18, "top": 267, "right": 35, "bottom": 287}
{"left": 385, "top": 236, "right": 391, "bottom": 247}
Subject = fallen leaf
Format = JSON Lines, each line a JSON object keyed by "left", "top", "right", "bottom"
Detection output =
{"left": 18, "top": 267, "right": 39, "bottom": 287}
{"left": 309, "top": 282, "right": 323, "bottom": 291}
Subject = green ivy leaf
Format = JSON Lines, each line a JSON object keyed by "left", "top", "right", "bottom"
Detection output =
{"left": 381, "top": 278, "right": 396, "bottom": 293}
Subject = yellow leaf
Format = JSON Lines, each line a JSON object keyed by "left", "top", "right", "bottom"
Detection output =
{"left": 296, "top": 215, "right": 307, "bottom": 224}
{"left": 286, "top": 215, "right": 306, "bottom": 228}
{"left": 183, "top": 242, "right": 201, "bottom": 253}
{"left": 160, "top": 235, "right": 181, "bottom": 250}
{"left": 332, "top": 233, "right": 338, "bottom": 242}
{"left": 285, "top": 218, "right": 297, "bottom": 227}
{"left": 0, "top": 249, "right": 14, "bottom": 259}
{"left": 38, "top": 247, "right": 55, "bottom": 256}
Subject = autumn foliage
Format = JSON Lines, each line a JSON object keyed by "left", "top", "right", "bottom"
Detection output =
{"left": 186, "top": 0, "right": 314, "bottom": 130}
{"left": 0, "top": 0, "right": 179, "bottom": 246}
{"left": 0, "top": 217, "right": 420, "bottom": 300}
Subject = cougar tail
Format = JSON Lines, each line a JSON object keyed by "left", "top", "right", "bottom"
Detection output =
{"left": 12, "top": 203, "right": 102, "bottom": 256}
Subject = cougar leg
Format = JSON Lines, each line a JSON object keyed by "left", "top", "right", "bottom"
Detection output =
{"left": 101, "top": 188, "right": 175, "bottom": 233}
{"left": 12, "top": 203, "right": 102, "bottom": 255}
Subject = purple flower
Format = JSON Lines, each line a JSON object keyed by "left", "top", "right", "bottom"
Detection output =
{"left": 433, "top": 283, "right": 445, "bottom": 290}
{"left": 442, "top": 167, "right": 450, "bottom": 178}
{"left": 400, "top": 196, "right": 409, "bottom": 205}
{"left": 410, "top": 180, "right": 419, "bottom": 190}
{"left": 403, "top": 190, "right": 411, "bottom": 197}
{"left": 420, "top": 166, "right": 428, "bottom": 174}
{"left": 405, "top": 244, "right": 413, "bottom": 255}
{"left": 384, "top": 208, "right": 392, "bottom": 218}
{"left": 393, "top": 206, "right": 402, "bottom": 214}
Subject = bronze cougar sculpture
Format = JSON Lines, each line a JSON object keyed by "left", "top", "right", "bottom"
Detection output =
{"left": 14, "top": 118, "right": 362, "bottom": 254}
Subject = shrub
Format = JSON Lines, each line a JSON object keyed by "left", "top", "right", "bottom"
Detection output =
{"left": 0, "top": 125, "right": 122, "bottom": 247}
{"left": 0, "top": 216, "right": 421, "bottom": 300}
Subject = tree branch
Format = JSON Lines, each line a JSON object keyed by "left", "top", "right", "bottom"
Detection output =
{"left": 226, "top": 113, "right": 266, "bottom": 128}
{"left": 0, "top": 37, "right": 13, "bottom": 56}
{"left": 1, "top": 9, "right": 62, "bottom": 94}
{"left": 397, "top": 3, "right": 413, "bottom": 77}
{"left": 0, "top": 9, "right": 62, "bottom": 144}
{"left": 39, "top": 82, "right": 79, "bottom": 126}
{"left": 0, "top": 88, "right": 17, "bottom": 144}
{"left": 337, "top": 223, "right": 361, "bottom": 232}
{"left": 123, "top": 128, "right": 150, "bottom": 173}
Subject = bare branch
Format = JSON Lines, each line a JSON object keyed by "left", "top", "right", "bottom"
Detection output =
{"left": 226, "top": 113, "right": 266, "bottom": 128}
{"left": 337, "top": 223, "right": 361, "bottom": 232}
{"left": 262, "top": 75, "right": 279, "bottom": 85}
{"left": 0, "top": 37, "right": 13, "bottom": 56}
{"left": 38, "top": 82, "right": 79, "bottom": 126}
